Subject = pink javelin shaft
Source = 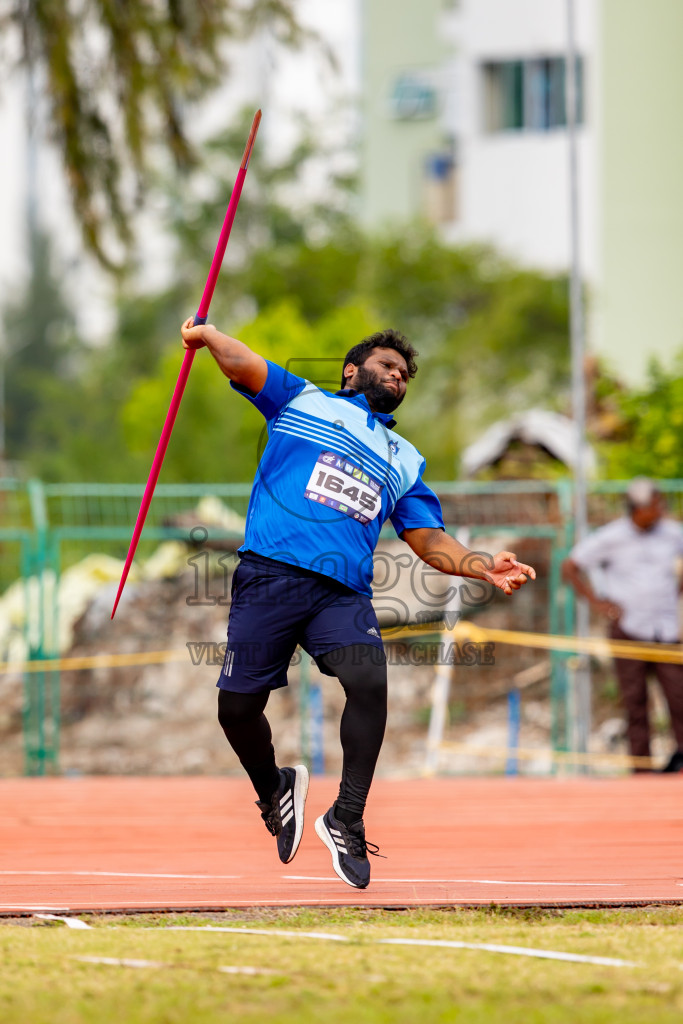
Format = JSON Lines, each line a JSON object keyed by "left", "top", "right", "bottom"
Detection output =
{"left": 111, "top": 110, "right": 262, "bottom": 619}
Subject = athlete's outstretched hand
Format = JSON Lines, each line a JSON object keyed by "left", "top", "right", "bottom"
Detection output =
{"left": 486, "top": 551, "right": 536, "bottom": 596}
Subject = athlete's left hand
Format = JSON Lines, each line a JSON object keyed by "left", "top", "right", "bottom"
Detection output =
{"left": 486, "top": 551, "right": 536, "bottom": 595}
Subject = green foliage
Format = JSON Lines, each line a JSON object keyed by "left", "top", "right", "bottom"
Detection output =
{"left": 602, "top": 355, "right": 683, "bottom": 479}
{"left": 3, "top": 111, "right": 572, "bottom": 485}
{"left": 116, "top": 228, "right": 572, "bottom": 485}
{"left": 443, "top": 266, "right": 572, "bottom": 437}
{"left": 10, "top": 0, "right": 305, "bottom": 268}
{"left": 231, "top": 227, "right": 572, "bottom": 479}
{"left": 365, "top": 240, "right": 571, "bottom": 479}
{"left": 114, "top": 287, "right": 194, "bottom": 379}
{"left": 120, "top": 301, "right": 380, "bottom": 483}
{"left": 3, "top": 229, "right": 82, "bottom": 464}
{"left": 24, "top": 368, "right": 140, "bottom": 483}
{"left": 6, "top": 215, "right": 574, "bottom": 483}
{"left": 2, "top": 230, "right": 177, "bottom": 481}
{"left": 362, "top": 228, "right": 490, "bottom": 333}
{"left": 245, "top": 232, "right": 366, "bottom": 324}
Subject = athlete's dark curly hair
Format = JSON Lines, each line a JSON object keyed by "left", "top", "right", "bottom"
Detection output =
{"left": 340, "top": 329, "right": 418, "bottom": 388}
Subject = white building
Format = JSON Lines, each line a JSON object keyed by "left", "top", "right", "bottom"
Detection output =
{"left": 440, "top": 0, "right": 596, "bottom": 282}
{"left": 360, "top": 0, "right": 683, "bottom": 384}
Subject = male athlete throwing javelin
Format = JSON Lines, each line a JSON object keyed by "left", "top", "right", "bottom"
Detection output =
{"left": 181, "top": 318, "right": 536, "bottom": 888}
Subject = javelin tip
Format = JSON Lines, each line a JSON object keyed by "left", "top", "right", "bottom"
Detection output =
{"left": 241, "top": 109, "right": 262, "bottom": 169}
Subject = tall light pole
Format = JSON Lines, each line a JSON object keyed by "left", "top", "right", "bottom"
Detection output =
{"left": 566, "top": 0, "right": 591, "bottom": 761}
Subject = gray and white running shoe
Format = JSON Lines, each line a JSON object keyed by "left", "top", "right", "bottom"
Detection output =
{"left": 315, "top": 806, "right": 384, "bottom": 889}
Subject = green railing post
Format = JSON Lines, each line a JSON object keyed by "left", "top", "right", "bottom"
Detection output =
{"left": 22, "top": 532, "right": 45, "bottom": 775}
{"left": 23, "top": 479, "right": 60, "bottom": 775}
{"left": 548, "top": 480, "right": 575, "bottom": 762}
{"left": 46, "top": 530, "right": 61, "bottom": 772}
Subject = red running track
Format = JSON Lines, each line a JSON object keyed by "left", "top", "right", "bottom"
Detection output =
{"left": 0, "top": 776, "right": 681, "bottom": 914}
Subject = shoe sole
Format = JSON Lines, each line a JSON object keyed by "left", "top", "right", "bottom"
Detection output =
{"left": 314, "top": 814, "right": 368, "bottom": 889}
{"left": 283, "top": 764, "right": 310, "bottom": 864}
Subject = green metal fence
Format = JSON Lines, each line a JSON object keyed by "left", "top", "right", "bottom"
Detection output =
{"left": 2, "top": 477, "right": 681, "bottom": 775}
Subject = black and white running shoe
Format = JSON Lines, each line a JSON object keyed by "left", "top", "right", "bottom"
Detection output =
{"left": 256, "top": 764, "right": 309, "bottom": 864}
{"left": 314, "top": 806, "right": 384, "bottom": 889}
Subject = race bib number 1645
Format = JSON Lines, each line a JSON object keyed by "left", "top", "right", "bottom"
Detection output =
{"left": 304, "top": 451, "right": 382, "bottom": 526}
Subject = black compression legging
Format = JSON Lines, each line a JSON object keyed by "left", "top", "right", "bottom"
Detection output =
{"left": 218, "top": 643, "right": 387, "bottom": 822}
{"left": 217, "top": 688, "right": 280, "bottom": 804}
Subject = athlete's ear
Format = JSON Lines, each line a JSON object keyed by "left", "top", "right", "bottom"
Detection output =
{"left": 343, "top": 362, "right": 356, "bottom": 384}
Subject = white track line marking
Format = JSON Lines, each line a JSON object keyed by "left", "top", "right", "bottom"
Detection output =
{"left": 35, "top": 914, "right": 91, "bottom": 929}
{"left": 149, "top": 926, "right": 639, "bottom": 968}
{"left": 0, "top": 870, "right": 622, "bottom": 886}
{"left": 218, "top": 965, "right": 278, "bottom": 975}
{"left": 379, "top": 937, "right": 638, "bottom": 968}
{"left": 0, "top": 871, "right": 239, "bottom": 880}
{"left": 76, "top": 957, "right": 168, "bottom": 969}
{"left": 0, "top": 905, "right": 72, "bottom": 911}
{"left": 283, "top": 876, "right": 622, "bottom": 887}
{"left": 73, "top": 956, "right": 277, "bottom": 975}
{"left": 167, "top": 926, "right": 349, "bottom": 941}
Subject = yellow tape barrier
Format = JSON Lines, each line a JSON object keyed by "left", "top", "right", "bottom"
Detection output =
{"left": 437, "top": 741, "right": 655, "bottom": 771}
{"left": 0, "top": 621, "right": 680, "bottom": 675}
{"left": 0, "top": 649, "right": 187, "bottom": 675}
{"left": 387, "top": 621, "right": 683, "bottom": 664}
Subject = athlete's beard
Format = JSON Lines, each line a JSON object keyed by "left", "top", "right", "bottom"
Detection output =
{"left": 352, "top": 364, "right": 405, "bottom": 414}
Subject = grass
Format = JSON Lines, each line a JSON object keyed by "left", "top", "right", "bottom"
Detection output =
{"left": 1, "top": 906, "right": 682, "bottom": 1023}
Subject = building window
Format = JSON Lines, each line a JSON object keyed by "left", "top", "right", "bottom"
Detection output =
{"left": 483, "top": 57, "right": 584, "bottom": 133}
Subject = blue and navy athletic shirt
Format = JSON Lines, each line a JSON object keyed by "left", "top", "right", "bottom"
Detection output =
{"left": 232, "top": 359, "right": 445, "bottom": 596}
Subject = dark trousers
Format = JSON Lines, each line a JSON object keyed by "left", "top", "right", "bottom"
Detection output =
{"left": 609, "top": 623, "right": 683, "bottom": 760}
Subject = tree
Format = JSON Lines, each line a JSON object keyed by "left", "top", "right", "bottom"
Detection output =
{"left": 230, "top": 227, "right": 571, "bottom": 478}
{"left": 120, "top": 300, "right": 379, "bottom": 483}
{"left": 5, "top": 116, "right": 362, "bottom": 482}
{"left": 2, "top": 227, "right": 81, "bottom": 460}
{"left": 6, "top": 173, "right": 572, "bottom": 482}
{"left": 7, "top": 0, "right": 306, "bottom": 268}
{"left": 167, "top": 106, "right": 361, "bottom": 323}
{"left": 118, "top": 230, "right": 571, "bottom": 484}
{"left": 601, "top": 356, "right": 683, "bottom": 479}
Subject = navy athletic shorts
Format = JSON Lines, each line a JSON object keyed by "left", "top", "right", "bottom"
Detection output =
{"left": 217, "top": 551, "right": 385, "bottom": 694}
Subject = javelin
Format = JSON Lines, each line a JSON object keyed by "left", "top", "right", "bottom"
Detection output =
{"left": 111, "top": 109, "right": 262, "bottom": 619}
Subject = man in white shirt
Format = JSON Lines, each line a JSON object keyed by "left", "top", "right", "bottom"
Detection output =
{"left": 563, "top": 478, "right": 683, "bottom": 772}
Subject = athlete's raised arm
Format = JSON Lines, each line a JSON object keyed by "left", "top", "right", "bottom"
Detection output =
{"left": 180, "top": 318, "right": 267, "bottom": 393}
